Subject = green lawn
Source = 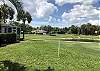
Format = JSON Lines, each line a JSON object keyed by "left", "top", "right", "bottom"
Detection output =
{"left": 24, "top": 34, "right": 100, "bottom": 40}
{"left": 0, "top": 34, "right": 100, "bottom": 71}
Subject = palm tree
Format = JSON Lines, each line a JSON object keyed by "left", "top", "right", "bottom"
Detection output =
{"left": 8, "top": 0, "right": 32, "bottom": 39}
{"left": 17, "top": 10, "right": 32, "bottom": 39}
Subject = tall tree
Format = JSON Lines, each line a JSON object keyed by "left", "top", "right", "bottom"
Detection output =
{"left": 9, "top": 0, "right": 23, "bottom": 11}
{"left": 0, "top": 4, "right": 14, "bottom": 33}
{"left": 17, "top": 10, "right": 32, "bottom": 39}
{"left": 9, "top": 0, "right": 32, "bottom": 39}
{"left": 68, "top": 25, "right": 78, "bottom": 34}
{"left": 0, "top": 4, "right": 14, "bottom": 23}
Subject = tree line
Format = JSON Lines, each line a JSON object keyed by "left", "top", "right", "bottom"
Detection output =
{"left": 32, "top": 23, "right": 100, "bottom": 35}
{"left": 0, "top": 0, "right": 99, "bottom": 37}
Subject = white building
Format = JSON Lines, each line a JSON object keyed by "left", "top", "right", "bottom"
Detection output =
{"left": 32, "top": 29, "right": 47, "bottom": 35}
{"left": 0, "top": 24, "right": 21, "bottom": 38}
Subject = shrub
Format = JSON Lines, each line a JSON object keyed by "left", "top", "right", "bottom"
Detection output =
{"left": 0, "top": 33, "right": 17, "bottom": 46}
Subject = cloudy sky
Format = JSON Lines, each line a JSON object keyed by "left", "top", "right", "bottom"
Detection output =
{"left": 1, "top": 0, "right": 100, "bottom": 27}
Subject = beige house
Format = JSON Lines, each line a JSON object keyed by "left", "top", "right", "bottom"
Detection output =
{"left": 32, "top": 29, "right": 47, "bottom": 35}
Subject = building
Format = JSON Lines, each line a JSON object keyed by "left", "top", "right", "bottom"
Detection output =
{"left": 0, "top": 24, "right": 21, "bottom": 37}
{"left": 32, "top": 29, "right": 47, "bottom": 35}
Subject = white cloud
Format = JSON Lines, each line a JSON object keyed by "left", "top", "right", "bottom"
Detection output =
{"left": 55, "top": 0, "right": 99, "bottom": 6}
{"left": 62, "top": 4, "right": 100, "bottom": 25}
{"left": 48, "top": 16, "right": 53, "bottom": 22}
{"left": 0, "top": 0, "right": 4, "bottom": 5}
{"left": 35, "top": 1, "right": 57, "bottom": 18}
{"left": 55, "top": 0, "right": 83, "bottom": 6}
{"left": 1, "top": 0, "right": 99, "bottom": 27}
{"left": 48, "top": 16, "right": 58, "bottom": 23}
{"left": 88, "top": 20, "right": 100, "bottom": 25}
{"left": 22, "top": 0, "right": 36, "bottom": 16}
{"left": 22, "top": 0, "right": 57, "bottom": 19}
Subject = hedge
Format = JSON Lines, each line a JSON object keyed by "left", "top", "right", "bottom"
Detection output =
{"left": 0, "top": 33, "right": 17, "bottom": 46}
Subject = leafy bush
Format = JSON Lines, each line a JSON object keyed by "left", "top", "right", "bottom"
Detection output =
{"left": 0, "top": 33, "right": 17, "bottom": 46}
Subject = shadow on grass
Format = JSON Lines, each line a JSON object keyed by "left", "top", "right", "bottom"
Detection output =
{"left": 0, "top": 60, "right": 55, "bottom": 71}
{"left": 0, "top": 41, "right": 20, "bottom": 47}
{"left": 0, "top": 60, "right": 26, "bottom": 71}
{"left": 35, "top": 66, "right": 55, "bottom": 71}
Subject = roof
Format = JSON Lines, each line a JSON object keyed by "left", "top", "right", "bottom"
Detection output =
{"left": 32, "top": 29, "right": 47, "bottom": 33}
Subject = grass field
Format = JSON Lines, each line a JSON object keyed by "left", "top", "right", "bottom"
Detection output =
{"left": 0, "top": 34, "right": 100, "bottom": 71}
{"left": 24, "top": 34, "right": 100, "bottom": 40}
